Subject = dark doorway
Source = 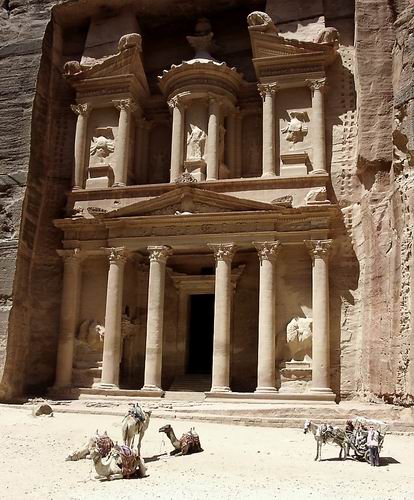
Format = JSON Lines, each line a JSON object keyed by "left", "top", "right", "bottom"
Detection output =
{"left": 187, "top": 294, "right": 215, "bottom": 374}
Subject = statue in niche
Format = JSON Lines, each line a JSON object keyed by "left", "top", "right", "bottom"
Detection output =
{"left": 285, "top": 317, "right": 313, "bottom": 362}
{"left": 90, "top": 128, "right": 115, "bottom": 164}
{"left": 186, "top": 124, "right": 206, "bottom": 161}
{"left": 281, "top": 111, "right": 308, "bottom": 145}
{"left": 77, "top": 320, "right": 105, "bottom": 349}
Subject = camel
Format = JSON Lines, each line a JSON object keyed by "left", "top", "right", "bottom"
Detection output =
{"left": 122, "top": 403, "right": 152, "bottom": 455}
{"left": 90, "top": 443, "right": 147, "bottom": 481}
{"left": 303, "top": 420, "right": 348, "bottom": 461}
{"left": 159, "top": 424, "right": 203, "bottom": 455}
{"left": 66, "top": 430, "right": 114, "bottom": 461}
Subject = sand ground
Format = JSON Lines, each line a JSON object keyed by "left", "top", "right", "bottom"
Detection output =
{"left": 0, "top": 406, "right": 413, "bottom": 500}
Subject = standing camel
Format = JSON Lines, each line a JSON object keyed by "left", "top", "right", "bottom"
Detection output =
{"left": 303, "top": 420, "right": 348, "bottom": 461}
{"left": 122, "top": 403, "right": 152, "bottom": 455}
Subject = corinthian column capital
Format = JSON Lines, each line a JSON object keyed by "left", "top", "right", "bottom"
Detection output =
{"left": 253, "top": 241, "right": 281, "bottom": 263}
{"left": 306, "top": 78, "right": 328, "bottom": 94}
{"left": 105, "top": 247, "right": 129, "bottom": 264}
{"left": 257, "top": 82, "right": 279, "bottom": 99}
{"left": 208, "top": 243, "right": 236, "bottom": 263}
{"left": 113, "top": 98, "right": 137, "bottom": 113}
{"left": 70, "top": 103, "right": 91, "bottom": 117}
{"left": 148, "top": 245, "right": 172, "bottom": 263}
{"left": 57, "top": 248, "right": 83, "bottom": 264}
{"left": 304, "top": 239, "right": 333, "bottom": 260}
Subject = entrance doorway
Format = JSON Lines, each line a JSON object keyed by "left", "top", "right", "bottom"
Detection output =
{"left": 187, "top": 294, "right": 215, "bottom": 374}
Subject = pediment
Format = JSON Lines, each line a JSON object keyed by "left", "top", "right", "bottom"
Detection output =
{"left": 104, "top": 186, "right": 283, "bottom": 218}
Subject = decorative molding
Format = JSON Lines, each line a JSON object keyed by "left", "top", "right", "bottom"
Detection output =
{"left": 304, "top": 239, "right": 333, "bottom": 260}
{"left": 208, "top": 243, "right": 236, "bottom": 263}
{"left": 70, "top": 103, "right": 90, "bottom": 117}
{"left": 257, "top": 83, "right": 279, "bottom": 99}
{"left": 148, "top": 245, "right": 172, "bottom": 263}
{"left": 253, "top": 241, "right": 281, "bottom": 262}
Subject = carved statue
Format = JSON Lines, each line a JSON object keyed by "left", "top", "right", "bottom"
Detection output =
{"left": 285, "top": 317, "right": 313, "bottom": 362}
{"left": 118, "top": 33, "right": 142, "bottom": 52}
{"left": 186, "top": 124, "right": 206, "bottom": 161}
{"left": 281, "top": 111, "right": 308, "bottom": 144}
{"left": 247, "top": 11, "right": 277, "bottom": 33}
{"left": 305, "top": 187, "right": 327, "bottom": 204}
{"left": 90, "top": 135, "right": 115, "bottom": 163}
{"left": 77, "top": 320, "right": 105, "bottom": 349}
{"left": 314, "top": 27, "right": 340, "bottom": 46}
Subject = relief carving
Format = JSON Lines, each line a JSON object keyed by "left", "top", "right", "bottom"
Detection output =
{"left": 281, "top": 111, "right": 308, "bottom": 145}
{"left": 305, "top": 187, "right": 328, "bottom": 204}
{"left": 118, "top": 33, "right": 142, "bottom": 52}
{"left": 313, "top": 27, "right": 340, "bottom": 47}
{"left": 285, "top": 317, "right": 313, "bottom": 362}
{"left": 90, "top": 133, "right": 115, "bottom": 164}
{"left": 186, "top": 124, "right": 207, "bottom": 161}
{"left": 247, "top": 11, "right": 277, "bottom": 33}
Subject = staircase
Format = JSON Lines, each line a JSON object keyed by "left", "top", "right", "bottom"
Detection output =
{"left": 168, "top": 374, "right": 211, "bottom": 392}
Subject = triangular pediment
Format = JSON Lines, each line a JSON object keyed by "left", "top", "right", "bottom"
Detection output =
{"left": 104, "top": 186, "right": 283, "bottom": 218}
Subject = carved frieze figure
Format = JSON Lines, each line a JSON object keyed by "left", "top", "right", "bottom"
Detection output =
{"left": 305, "top": 187, "right": 327, "bottom": 204}
{"left": 186, "top": 124, "right": 207, "bottom": 161}
{"left": 281, "top": 111, "right": 308, "bottom": 144}
{"left": 247, "top": 11, "right": 277, "bottom": 33}
{"left": 285, "top": 317, "right": 313, "bottom": 362}
{"left": 90, "top": 135, "right": 115, "bottom": 164}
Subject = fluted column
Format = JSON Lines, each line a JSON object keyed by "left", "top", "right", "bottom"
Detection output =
{"left": 307, "top": 78, "right": 327, "bottom": 174}
{"left": 304, "top": 239, "right": 333, "bottom": 393}
{"left": 208, "top": 243, "right": 236, "bottom": 392}
{"left": 53, "top": 249, "right": 82, "bottom": 388}
{"left": 70, "top": 103, "right": 90, "bottom": 190}
{"left": 258, "top": 83, "right": 278, "bottom": 178}
{"left": 207, "top": 97, "right": 221, "bottom": 181}
{"left": 142, "top": 245, "right": 172, "bottom": 392}
{"left": 168, "top": 96, "right": 185, "bottom": 182}
{"left": 113, "top": 99, "right": 137, "bottom": 186}
{"left": 254, "top": 241, "right": 281, "bottom": 393}
{"left": 98, "top": 247, "right": 127, "bottom": 389}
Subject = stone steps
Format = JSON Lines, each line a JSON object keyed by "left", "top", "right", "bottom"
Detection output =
{"left": 168, "top": 374, "right": 211, "bottom": 392}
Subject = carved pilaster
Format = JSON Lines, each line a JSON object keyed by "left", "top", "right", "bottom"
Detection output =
{"left": 208, "top": 243, "right": 236, "bottom": 263}
{"left": 253, "top": 241, "right": 281, "bottom": 263}
{"left": 304, "top": 239, "right": 333, "bottom": 261}
{"left": 148, "top": 245, "right": 172, "bottom": 263}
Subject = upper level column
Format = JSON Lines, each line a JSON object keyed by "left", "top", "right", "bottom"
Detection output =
{"left": 70, "top": 103, "right": 91, "bottom": 190}
{"left": 168, "top": 95, "right": 185, "bottom": 182}
{"left": 208, "top": 243, "right": 236, "bottom": 392}
{"left": 113, "top": 98, "right": 137, "bottom": 186}
{"left": 258, "top": 83, "right": 278, "bottom": 178}
{"left": 206, "top": 96, "right": 222, "bottom": 181}
{"left": 53, "top": 248, "right": 83, "bottom": 388}
{"left": 304, "top": 239, "right": 333, "bottom": 394}
{"left": 306, "top": 78, "right": 328, "bottom": 175}
{"left": 97, "top": 247, "right": 128, "bottom": 389}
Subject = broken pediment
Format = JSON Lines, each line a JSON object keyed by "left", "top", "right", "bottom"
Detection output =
{"left": 104, "top": 186, "right": 284, "bottom": 218}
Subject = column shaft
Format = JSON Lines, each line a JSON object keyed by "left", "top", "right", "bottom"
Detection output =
{"left": 305, "top": 239, "right": 333, "bottom": 393}
{"left": 71, "top": 104, "right": 90, "bottom": 190}
{"left": 207, "top": 98, "right": 221, "bottom": 181}
{"left": 209, "top": 243, "right": 235, "bottom": 392}
{"left": 54, "top": 249, "right": 82, "bottom": 387}
{"left": 308, "top": 79, "right": 327, "bottom": 174}
{"left": 258, "top": 84, "right": 277, "bottom": 178}
{"left": 254, "top": 242, "right": 281, "bottom": 393}
{"left": 142, "top": 246, "right": 171, "bottom": 392}
{"left": 113, "top": 99, "right": 136, "bottom": 186}
{"left": 99, "top": 248, "right": 127, "bottom": 388}
{"left": 169, "top": 97, "right": 184, "bottom": 182}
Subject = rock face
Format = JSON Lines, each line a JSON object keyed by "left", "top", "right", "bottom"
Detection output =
{"left": 0, "top": 0, "right": 413, "bottom": 404}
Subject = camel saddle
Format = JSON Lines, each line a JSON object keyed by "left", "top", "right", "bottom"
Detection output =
{"left": 95, "top": 435, "right": 114, "bottom": 458}
{"left": 127, "top": 403, "right": 146, "bottom": 423}
{"left": 113, "top": 444, "right": 137, "bottom": 478}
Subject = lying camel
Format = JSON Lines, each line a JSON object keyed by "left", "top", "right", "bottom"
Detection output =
{"left": 66, "top": 430, "right": 113, "bottom": 461}
{"left": 122, "top": 403, "right": 152, "bottom": 455}
{"left": 90, "top": 443, "right": 147, "bottom": 481}
{"left": 159, "top": 424, "right": 203, "bottom": 455}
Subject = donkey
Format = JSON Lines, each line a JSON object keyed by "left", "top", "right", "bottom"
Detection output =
{"left": 303, "top": 420, "right": 348, "bottom": 461}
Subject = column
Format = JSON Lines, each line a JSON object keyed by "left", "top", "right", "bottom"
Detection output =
{"left": 142, "top": 245, "right": 172, "bottom": 392}
{"left": 113, "top": 98, "right": 137, "bottom": 186}
{"left": 98, "top": 247, "right": 127, "bottom": 389}
{"left": 53, "top": 249, "right": 82, "bottom": 388}
{"left": 253, "top": 241, "right": 281, "bottom": 393}
{"left": 206, "top": 97, "right": 221, "bottom": 181}
{"left": 226, "top": 108, "right": 238, "bottom": 178}
{"left": 70, "top": 103, "right": 90, "bottom": 190}
{"left": 307, "top": 78, "right": 327, "bottom": 174}
{"left": 258, "top": 83, "right": 278, "bottom": 178}
{"left": 208, "top": 243, "right": 236, "bottom": 392}
{"left": 304, "top": 239, "right": 333, "bottom": 393}
{"left": 168, "top": 96, "right": 185, "bottom": 182}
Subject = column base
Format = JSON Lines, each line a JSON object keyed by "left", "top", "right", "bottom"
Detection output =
{"left": 261, "top": 172, "right": 276, "bottom": 179}
{"left": 141, "top": 384, "right": 163, "bottom": 393}
{"left": 112, "top": 182, "right": 126, "bottom": 187}
{"left": 210, "top": 386, "right": 231, "bottom": 393}
{"left": 92, "top": 382, "right": 119, "bottom": 390}
{"left": 309, "top": 387, "right": 335, "bottom": 394}
{"left": 310, "top": 169, "right": 328, "bottom": 176}
{"left": 255, "top": 386, "right": 278, "bottom": 394}
{"left": 72, "top": 186, "right": 83, "bottom": 191}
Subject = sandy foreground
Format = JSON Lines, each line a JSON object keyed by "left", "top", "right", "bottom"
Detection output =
{"left": 0, "top": 406, "right": 413, "bottom": 500}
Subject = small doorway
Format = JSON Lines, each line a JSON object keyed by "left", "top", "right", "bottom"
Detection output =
{"left": 187, "top": 294, "right": 215, "bottom": 374}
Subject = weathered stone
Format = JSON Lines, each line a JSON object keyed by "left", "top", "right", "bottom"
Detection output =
{"left": 32, "top": 403, "right": 53, "bottom": 416}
